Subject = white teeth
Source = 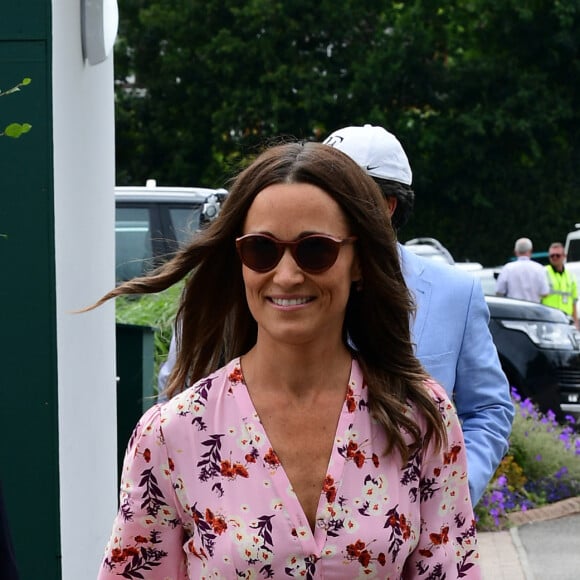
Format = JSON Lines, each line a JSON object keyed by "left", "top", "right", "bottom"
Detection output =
{"left": 271, "top": 297, "right": 310, "bottom": 307}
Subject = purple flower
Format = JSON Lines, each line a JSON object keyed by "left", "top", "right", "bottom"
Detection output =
{"left": 496, "top": 475, "right": 508, "bottom": 487}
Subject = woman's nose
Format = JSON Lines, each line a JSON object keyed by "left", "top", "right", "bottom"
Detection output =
{"left": 272, "top": 248, "right": 305, "bottom": 284}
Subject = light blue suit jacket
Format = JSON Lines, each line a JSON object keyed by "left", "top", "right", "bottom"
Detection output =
{"left": 400, "top": 244, "right": 514, "bottom": 504}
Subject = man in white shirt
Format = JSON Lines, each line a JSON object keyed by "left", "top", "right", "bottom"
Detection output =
{"left": 496, "top": 237, "right": 550, "bottom": 302}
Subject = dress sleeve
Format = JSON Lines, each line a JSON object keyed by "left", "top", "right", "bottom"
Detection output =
{"left": 97, "top": 405, "right": 188, "bottom": 579}
{"left": 404, "top": 382, "right": 481, "bottom": 579}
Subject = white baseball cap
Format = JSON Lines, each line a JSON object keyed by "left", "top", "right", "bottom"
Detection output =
{"left": 323, "top": 124, "right": 412, "bottom": 186}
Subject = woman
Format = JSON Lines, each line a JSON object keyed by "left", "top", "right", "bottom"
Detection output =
{"left": 95, "top": 142, "right": 480, "bottom": 578}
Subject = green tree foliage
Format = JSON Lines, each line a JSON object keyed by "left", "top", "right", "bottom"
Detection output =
{"left": 115, "top": 0, "right": 580, "bottom": 264}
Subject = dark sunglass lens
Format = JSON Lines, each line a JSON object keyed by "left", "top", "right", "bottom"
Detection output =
{"left": 550, "top": 254, "right": 562, "bottom": 258}
{"left": 297, "top": 237, "right": 339, "bottom": 272}
{"left": 241, "top": 236, "right": 279, "bottom": 271}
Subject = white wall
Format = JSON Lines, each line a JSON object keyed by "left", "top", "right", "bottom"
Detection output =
{"left": 52, "top": 2, "right": 118, "bottom": 578}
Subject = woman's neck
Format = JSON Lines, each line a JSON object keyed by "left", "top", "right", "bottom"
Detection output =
{"left": 241, "top": 338, "right": 352, "bottom": 399}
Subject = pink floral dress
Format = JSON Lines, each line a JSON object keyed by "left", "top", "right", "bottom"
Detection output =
{"left": 98, "top": 358, "right": 480, "bottom": 579}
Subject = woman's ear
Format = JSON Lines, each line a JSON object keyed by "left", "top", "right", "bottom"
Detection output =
{"left": 350, "top": 256, "right": 362, "bottom": 286}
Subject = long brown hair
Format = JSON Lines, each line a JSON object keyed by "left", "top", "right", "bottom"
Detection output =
{"left": 89, "top": 141, "right": 446, "bottom": 461}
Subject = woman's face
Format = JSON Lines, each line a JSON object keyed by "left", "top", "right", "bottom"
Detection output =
{"left": 240, "top": 183, "right": 361, "bottom": 348}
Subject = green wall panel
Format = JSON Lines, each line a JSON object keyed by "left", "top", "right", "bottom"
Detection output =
{"left": 0, "top": 35, "right": 60, "bottom": 580}
{"left": 0, "top": 1, "right": 49, "bottom": 39}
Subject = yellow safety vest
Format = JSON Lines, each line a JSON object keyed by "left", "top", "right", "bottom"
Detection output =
{"left": 541, "top": 265, "right": 577, "bottom": 316}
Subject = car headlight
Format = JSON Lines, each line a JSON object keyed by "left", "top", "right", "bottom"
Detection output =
{"left": 499, "top": 320, "right": 578, "bottom": 350}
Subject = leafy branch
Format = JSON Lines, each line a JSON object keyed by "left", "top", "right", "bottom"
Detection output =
{"left": 0, "top": 77, "right": 32, "bottom": 138}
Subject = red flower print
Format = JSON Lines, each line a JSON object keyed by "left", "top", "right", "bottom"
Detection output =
{"left": 346, "top": 539, "right": 366, "bottom": 559}
{"left": 228, "top": 367, "right": 243, "bottom": 384}
{"left": 205, "top": 508, "right": 228, "bottom": 535}
{"left": 346, "top": 441, "right": 358, "bottom": 457}
{"left": 187, "top": 539, "right": 207, "bottom": 560}
{"left": 142, "top": 448, "right": 151, "bottom": 463}
{"left": 399, "top": 514, "right": 411, "bottom": 541}
{"left": 372, "top": 453, "right": 379, "bottom": 468}
{"left": 168, "top": 457, "right": 175, "bottom": 471}
{"left": 212, "top": 518, "right": 227, "bottom": 535}
{"left": 345, "top": 387, "right": 356, "bottom": 413}
{"left": 429, "top": 525, "right": 449, "bottom": 546}
{"left": 345, "top": 540, "right": 379, "bottom": 570}
{"left": 233, "top": 463, "right": 249, "bottom": 477}
{"left": 134, "top": 535, "right": 148, "bottom": 543}
{"left": 245, "top": 453, "right": 257, "bottom": 463}
{"left": 110, "top": 548, "right": 125, "bottom": 563}
{"left": 322, "top": 475, "right": 337, "bottom": 503}
{"left": 353, "top": 450, "right": 366, "bottom": 468}
{"left": 443, "top": 444, "right": 461, "bottom": 465}
{"left": 263, "top": 448, "right": 281, "bottom": 467}
{"left": 220, "top": 460, "right": 235, "bottom": 478}
{"left": 359, "top": 550, "right": 371, "bottom": 567}
{"left": 417, "top": 524, "right": 451, "bottom": 558}
{"left": 220, "top": 460, "right": 249, "bottom": 479}
{"left": 344, "top": 441, "right": 368, "bottom": 468}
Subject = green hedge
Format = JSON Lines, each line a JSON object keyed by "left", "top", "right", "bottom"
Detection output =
{"left": 115, "top": 282, "right": 183, "bottom": 384}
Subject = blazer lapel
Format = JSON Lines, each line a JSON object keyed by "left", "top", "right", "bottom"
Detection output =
{"left": 399, "top": 245, "right": 432, "bottom": 351}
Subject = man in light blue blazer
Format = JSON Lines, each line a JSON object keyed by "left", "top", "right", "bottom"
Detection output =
{"left": 324, "top": 125, "right": 514, "bottom": 505}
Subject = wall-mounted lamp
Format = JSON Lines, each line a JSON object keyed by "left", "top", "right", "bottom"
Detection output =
{"left": 81, "top": 0, "right": 119, "bottom": 66}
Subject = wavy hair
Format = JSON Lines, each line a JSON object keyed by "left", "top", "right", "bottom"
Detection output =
{"left": 88, "top": 141, "right": 446, "bottom": 461}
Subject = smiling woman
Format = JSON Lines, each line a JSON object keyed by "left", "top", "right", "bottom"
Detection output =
{"left": 238, "top": 182, "right": 361, "bottom": 352}
{"left": 88, "top": 141, "right": 480, "bottom": 579}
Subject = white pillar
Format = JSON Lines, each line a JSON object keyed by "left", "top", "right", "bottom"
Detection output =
{"left": 53, "top": 2, "right": 118, "bottom": 578}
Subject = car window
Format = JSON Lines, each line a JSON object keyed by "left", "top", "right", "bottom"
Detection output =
{"left": 115, "top": 207, "right": 155, "bottom": 281}
{"left": 567, "top": 238, "right": 580, "bottom": 262}
{"left": 169, "top": 206, "right": 203, "bottom": 247}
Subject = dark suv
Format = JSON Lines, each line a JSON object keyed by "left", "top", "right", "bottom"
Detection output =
{"left": 115, "top": 180, "right": 228, "bottom": 281}
{"left": 473, "top": 268, "right": 580, "bottom": 420}
{"left": 485, "top": 295, "right": 580, "bottom": 420}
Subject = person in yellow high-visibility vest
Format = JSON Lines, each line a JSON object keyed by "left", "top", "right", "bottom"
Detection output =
{"left": 542, "top": 242, "right": 579, "bottom": 328}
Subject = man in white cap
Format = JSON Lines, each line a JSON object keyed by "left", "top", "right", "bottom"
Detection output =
{"left": 324, "top": 124, "right": 514, "bottom": 505}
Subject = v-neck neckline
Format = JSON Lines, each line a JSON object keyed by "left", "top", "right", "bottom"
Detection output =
{"left": 229, "top": 357, "right": 362, "bottom": 552}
